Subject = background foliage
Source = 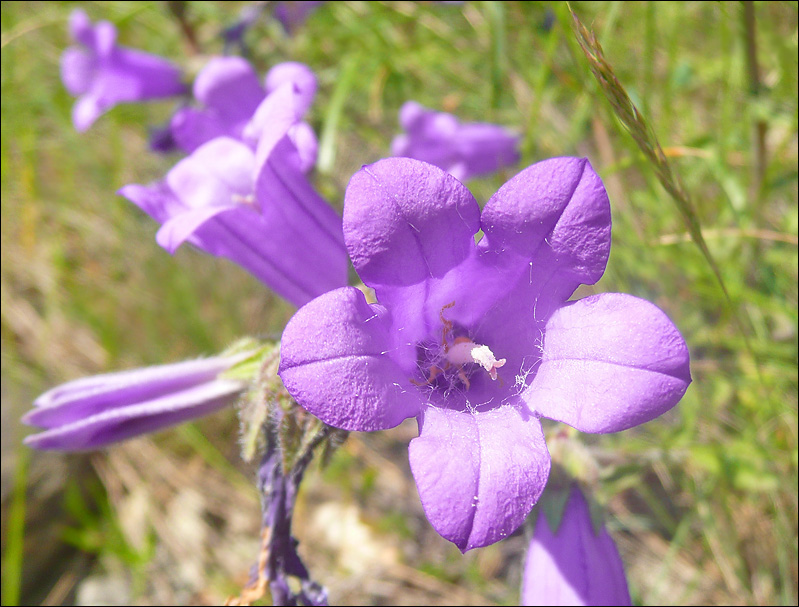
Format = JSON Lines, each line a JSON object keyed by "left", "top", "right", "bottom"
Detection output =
{"left": 1, "top": 1, "right": 797, "bottom": 605}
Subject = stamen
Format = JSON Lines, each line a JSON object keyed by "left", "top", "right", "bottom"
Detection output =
{"left": 445, "top": 337, "right": 506, "bottom": 381}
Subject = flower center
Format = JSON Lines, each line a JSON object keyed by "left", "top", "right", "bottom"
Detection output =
{"left": 412, "top": 306, "right": 506, "bottom": 394}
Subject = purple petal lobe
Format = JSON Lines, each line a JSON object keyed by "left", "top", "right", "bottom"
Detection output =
{"left": 525, "top": 293, "right": 691, "bottom": 433}
{"left": 481, "top": 157, "right": 611, "bottom": 286}
{"left": 24, "top": 380, "right": 243, "bottom": 451}
{"left": 265, "top": 62, "right": 317, "bottom": 118}
{"left": 170, "top": 107, "right": 229, "bottom": 154}
{"left": 279, "top": 287, "right": 424, "bottom": 431}
{"left": 521, "top": 486, "right": 631, "bottom": 606}
{"left": 61, "top": 47, "right": 94, "bottom": 95}
{"left": 156, "top": 205, "right": 240, "bottom": 253}
{"left": 24, "top": 356, "right": 241, "bottom": 429}
{"left": 344, "top": 158, "right": 480, "bottom": 287}
{"left": 68, "top": 9, "right": 93, "bottom": 46}
{"left": 166, "top": 137, "right": 254, "bottom": 211}
{"left": 193, "top": 56, "right": 264, "bottom": 123}
{"left": 408, "top": 404, "right": 550, "bottom": 552}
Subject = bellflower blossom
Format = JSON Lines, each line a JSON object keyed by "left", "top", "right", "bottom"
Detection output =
{"left": 23, "top": 353, "right": 249, "bottom": 451}
{"left": 279, "top": 157, "right": 691, "bottom": 551}
{"left": 391, "top": 101, "right": 521, "bottom": 181}
{"left": 121, "top": 83, "right": 347, "bottom": 308}
{"left": 61, "top": 9, "right": 186, "bottom": 132}
{"left": 170, "top": 56, "right": 317, "bottom": 160}
{"left": 521, "top": 486, "right": 631, "bottom": 606}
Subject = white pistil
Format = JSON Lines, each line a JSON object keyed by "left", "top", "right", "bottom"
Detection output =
{"left": 445, "top": 338, "right": 506, "bottom": 381}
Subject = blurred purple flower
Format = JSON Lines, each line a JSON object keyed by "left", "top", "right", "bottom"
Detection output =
{"left": 170, "top": 56, "right": 318, "bottom": 160}
{"left": 391, "top": 101, "right": 520, "bottom": 181}
{"left": 121, "top": 84, "right": 347, "bottom": 308}
{"left": 23, "top": 354, "right": 248, "bottom": 451}
{"left": 61, "top": 9, "right": 185, "bottom": 132}
{"left": 279, "top": 157, "right": 691, "bottom": 551}
{"left": 522, "top": 486, "right": 632, "bottom": 606}
{"left": 272, "top": 1, "right": 324, "bottom": 34}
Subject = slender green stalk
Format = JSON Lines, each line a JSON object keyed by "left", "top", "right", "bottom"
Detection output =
{"left": 1, "top": 448, "right": 29, "bottom": 607}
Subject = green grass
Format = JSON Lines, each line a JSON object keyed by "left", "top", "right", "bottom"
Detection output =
{"left": 1, "top": 1, "right": 797, "bottom": 605}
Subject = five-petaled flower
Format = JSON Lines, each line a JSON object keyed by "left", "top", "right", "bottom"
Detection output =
{"left": 61, "top": 9, "right": 186, "bottom": 132}
{"left": 521, "top": 485, "right": 631, "bottom": 606}
{"left": 391, "top": 101, "right": 521, "bottom": 181}
{"left": 23, "top": 353, "right": 250, "bottom": 451}
{"left": 279, "top": 157, "right": 691, "bottom": 551}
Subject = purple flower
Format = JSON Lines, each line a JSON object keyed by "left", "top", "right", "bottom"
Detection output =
{"left": 272, "top": 1, "right": 324, "bottom": 34}
{"left": 121, "top": 83, "right": 347, "bottom": 308}
{"left": 170, "top": 56, "right": 317, "bottom": 157}
{"left": 278, "top": 157, "right": 691, "bottom": 551}
{"left": 391, "top": 101, "right": 521, "bottom": 181}
{"left": 61, "top": 9, "right": 185, "bottom": 132}
{"left": 521, "top": 486, "right": 631, "bottom": 606}
{"left": 23, "top": 354, "right": 249, "bottom": 451}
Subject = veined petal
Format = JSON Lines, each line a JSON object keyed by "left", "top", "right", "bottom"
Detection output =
{"left": 279, "top": 287, "right": 424, "bottom": 431}
{"left": 481, "top": 157, "right": 611, "bottom": 287}
{"left": 24, "top": 380, "right": 244, "bottom": 451}
{"left": 344, "top": 158, "right": 481, "bottom": 341}
{"left": 409, "top": 404, "right": 550, "bottom": 552}
{"left": 24, "top": 356, "right": 241, "bottom": 429}
{"left": 156, "top": 205, "right": 240, "bottom": 253}
{"left": 525, "top": 293, "right": 691, "bottom": 433}
{"left": 470, "top": 157, "right": 613, "bottom": 378}
{"left": 345, "top": 158, "right": 480, "bottom": 286}
{"left": 521, "top": 486, "right": 631, "bottom": 606}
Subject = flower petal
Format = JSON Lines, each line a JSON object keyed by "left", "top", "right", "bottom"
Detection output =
{"left": 156, "top": 205, "right": 237, "bottom": 253}
{"left": 521, "top": 486, "right": 631, "bottom": 606}
{"left": 24, "top": 380, "right": 244, "bottom": 451}
{"left": 525, "top": 293, "right": 691, "bottom": 433}
{"left": 279, "top": 287, "right": 424, "bottom": 431}
{"left": 61, "top": 47, "right": 94, "bottom": 96}
{"left": 166, "top": 137, "right": 254, "bottom": 210}
{"left": 24, "top": 356, "right": 240, "bottom": 429}
{"left": 118, "top": 182, "right": 184, "bottom": 225}
{"left": 112, "top": 47, "right": 185, "bottom": 99}
{"left": 170, "top": 107, "right": 229, "bottom": 154}
{"left": 265, "top": 61, "right": 317, "bottom": 118}
{"left": 345, "top": 157, "right": 480, "bottom": 287}
{"left": 193, "top": 56, "right": 264, "bottom": 123}
{"left": 344, "top": 158, "right": 481, "bottom": 341}
{"left": 481, "top": 157, "right": 611, "bottom": 287}
{"left": 72, "top": 94, "right": 105, "bottom": 132}
{"left": 408, "top": 404, "right": 550, "bottom": 552}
